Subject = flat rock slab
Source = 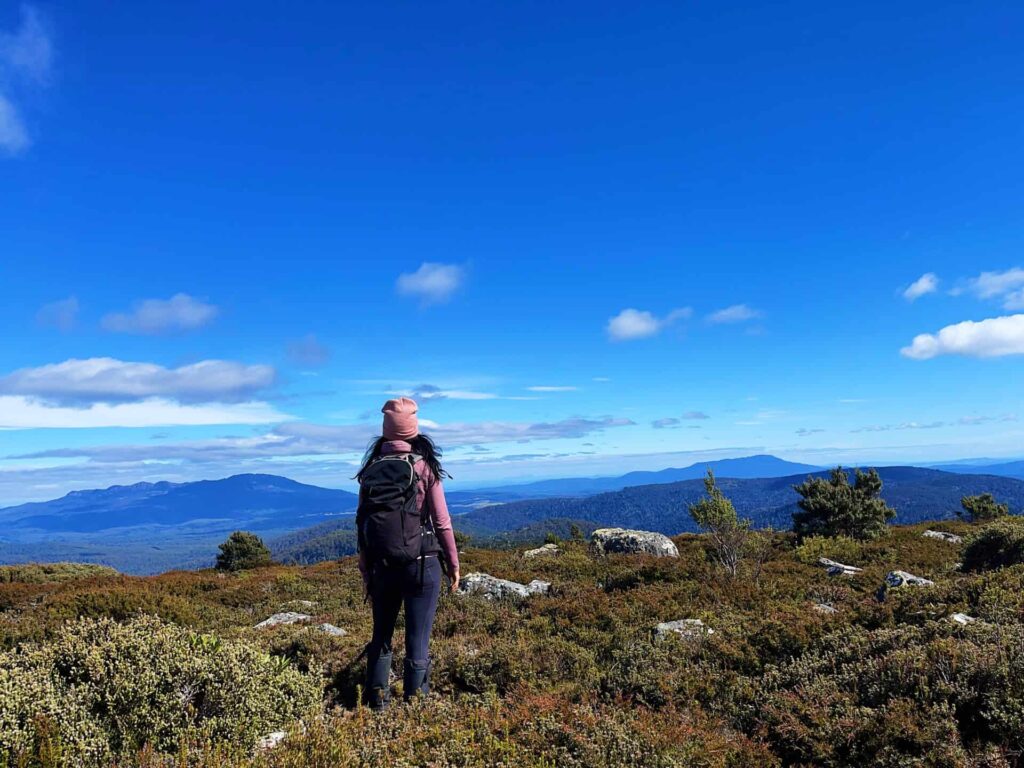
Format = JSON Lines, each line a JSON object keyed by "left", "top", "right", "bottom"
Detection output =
{"left": 923, "top": 530, "right": 963, "bottom": 544}
{"left": 885, "top": 570, "right": 935, "bottom": 588}
{"left": 254, "top": 612, "right": 312, "bottom": 630}
{"left": 818, "top": 558, "right": 863, "bottom": 577}
{"left": 591, "top": 528, "right": 679, "bottom": 558}
{"left": 950, "top": 612, "right": 977, "bottom": 625}
{"left": 524, "top": 543, "right": 561, "bottom": 558}
{"left": 459, "top": 572, "right": 551, "bottom": 600}
{"left": 655, "top": 618, "right": 714, "bottom": 641}
{"left": 813, "top": 603, "right": 838, "bottom": 615}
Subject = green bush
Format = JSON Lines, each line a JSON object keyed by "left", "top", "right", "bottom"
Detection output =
{"left": 216, "top": 531, "right": 273, "bottom": 571}
{"left": 962, "top": 517, "right": 1024, "bottom": 572}
{"left": 0, "top": 615, "right": 319, "bottom": 763}
{"left": 793, "top": 467, "right": 896, "bottom": 540}
{"left": 958, "top": 493, "right": 1010, "bottom": 523}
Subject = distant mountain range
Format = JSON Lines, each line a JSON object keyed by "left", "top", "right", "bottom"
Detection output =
{"left": 453, "top": 466, "right": 1024, "bottom": 540}
{"left": 467, "top": 454, "right": 823, "bottom": 499}
{"left": 2, "top": 456, "right": 1023, "bottom": 574}
{"left": 929, "top": 460, "right": 1024, "bottom": 480}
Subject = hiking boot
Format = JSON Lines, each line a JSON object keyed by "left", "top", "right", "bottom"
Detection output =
{"left": 366, "top": 650, "right": 392, "bottom": 710}
{"left": 403, "top": 657, "right": 430, "bottom": 701}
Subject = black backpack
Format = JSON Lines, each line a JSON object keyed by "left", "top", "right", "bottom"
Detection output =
{"left": 357, "top": 454, "right": 440, "bottom": 567}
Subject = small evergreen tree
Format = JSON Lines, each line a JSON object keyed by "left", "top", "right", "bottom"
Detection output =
{"left": 544, "top": 531, "right": 561, "bottom": 545}
{"left": 958, "top": 493, "right": 1009, "bottom": 523}
{"left": 792, "top": 467, "right": 895, "bottom": 540}
{"left": 689, "top": 470, "right": 751, "bottom": 576}
{"left": 215, "top": 531, "right": 272, "bottom": 571}
{"left": 569, "top": 524, "right": 585, "bottom": 543}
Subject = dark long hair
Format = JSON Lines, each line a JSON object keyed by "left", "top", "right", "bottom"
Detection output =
{"left": 355, "top": 434, "right": 450, "bottom": 484}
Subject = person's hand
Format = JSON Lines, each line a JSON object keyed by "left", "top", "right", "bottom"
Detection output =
{"left": 450, "top": 568, "right": 460, "bottom": 593}
{"left": 362, "top": 578, "right": 370, "bottom": 603}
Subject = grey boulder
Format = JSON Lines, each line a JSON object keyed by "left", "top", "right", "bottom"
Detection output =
{"left": 654, "top": 619, "right": 714, "bottom": 641}
{"left": 459, "top": 572, "right": 551, "bottom": 600}
{"left": 591, "top": 528, "right": 679, "bottom": 558}
{"left": 254, "top": 612, "right": 312, "bottom": 630}
{"left": 885, "top": 570, "right": 935, "bottom": 588}
{"left": 818, "top": 558, "right": 862, "bottom": 577}
{"left": 524, "top": 543, "right": 561, "bottom": 558}
{"left": 922, "top": 530, "right": 962, "bottom": 545}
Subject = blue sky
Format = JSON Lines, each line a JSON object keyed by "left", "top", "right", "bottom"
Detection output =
{"left": 1, "top": 1, "right": 1023, "bottom": 504}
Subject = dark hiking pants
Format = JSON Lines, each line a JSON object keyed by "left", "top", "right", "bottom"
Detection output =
{"left": 366, "top": 555, "right": 441, "bottom": 700}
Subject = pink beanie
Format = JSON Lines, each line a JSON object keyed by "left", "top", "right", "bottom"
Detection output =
{"left": 382, "top": 397, "right": 419, "bottom": 441}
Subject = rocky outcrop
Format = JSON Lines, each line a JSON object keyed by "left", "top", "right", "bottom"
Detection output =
{"left": 818, "top": 558, "right": 862, "bottom": 577}
{"left": 459, "top": 572, "right": 551, "bottom": 600}
{"left": 923, "top": 530, "right": 962, "bottom": 545}
{"left": 254, "top": 612, "right": 312, "bottom": 630}
{"left": 524, "top": 543, "right": 561, "bottom": 558}
{"left": 591, "top": 528, "right": 679, "bottom": 558}
{"left": 950, "top": 612, "right": 976, "bottom": 625}
{"left": 654, "top": 619, "right": 714, "bottom": 641}
{"left": 813, "top": 602, "right": 838, "bottom": 615}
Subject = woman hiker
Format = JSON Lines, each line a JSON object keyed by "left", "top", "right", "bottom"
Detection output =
{"left": 356, "top": 397, "right": 460, "bottom": 709}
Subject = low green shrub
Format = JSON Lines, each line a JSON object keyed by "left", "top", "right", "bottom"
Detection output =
{"left": 0, "top": 563, "right": 118, "bottom": 584}
{"left": 962, "top": 517, "right": 1024, "bottom": 572}
{"left": 0, "top": 615, "right": 319, "bottom": 764}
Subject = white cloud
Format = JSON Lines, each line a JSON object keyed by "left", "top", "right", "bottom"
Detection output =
{"left": 35, "top": 296, "right": 79, "bottom": 331}
{"left": 903, "top": 273, "right": 939, "bottom": 301}
{"left": 681, "top": 411, "right": 709, "bottom": 420}
{"left": 397, "top": 384, "right": 498, "bottom": 401}
{"left": 0, "top": 396, "right": 288, "bottom": 429}
{"left": 652, "top": 417, "right": 680, "bottom": 429}
{"left": 706, "top": 304, "right": 761, "bottom": 324}
{"left": 0, "top": 358, "right": 276, "bottom": 404}
{"left": 526, "top": 385, "right": 578, "bottom": 392}
{"left": 962, "top": 268, "right": 1024, "bottom": 308}
{"left": 0, "top": 4, "right": 52, "bottom": 154}
{"left": 900, "top": 314, "right": 1024, "bottom": 359}
{"left": 606, "top": 307, "right": 691, "bottom": 341}
{"left": 287, "top": 334, "right": 330, "bottom": 367}
{"left": 101, "top": 293, "right": 218, "bottom": 334}
{"left": 396, "top": 263, "right": 465, "bottom": 305}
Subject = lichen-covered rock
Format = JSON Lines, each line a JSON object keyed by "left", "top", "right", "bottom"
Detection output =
{"left": 817, "top": 557, "right": 862, "bottom": 577}
{"left": 254, "top": 612, "right": 312, "bottom": 630}
{"left": 256, "top": 731, "right": 286, "bottom": 750}
{"left": 923, "top": 530, "right": 963, "bottom": 544}
{"left": 524, "top": 543, "right": 561, "bottom": 558}
{"left": 885, "top": 570, "right": 935, "bottom": 588}
{"left": 591, "top": 528, "right": 679, "bottom": 558}
{"left": 813, "top": 602, "right": 838, "bottom": 615}
{"left": 654, "top": 619, "right": 714, "bottom": 641}
{"left": 317, "top": 623, "right": 347, "bottom": 637}
{"left": 876, "top": 569, "right": 935, "bottom": 601}
{"left": 459, "top": 572, "right": 550, "bottom": 600}
{"left": 950, "top": 612, "right": 976, "bottom": 625}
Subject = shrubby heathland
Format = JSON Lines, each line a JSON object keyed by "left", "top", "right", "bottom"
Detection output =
{"left": 1, "top": 476, "right": 1023, "bottom": 767}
